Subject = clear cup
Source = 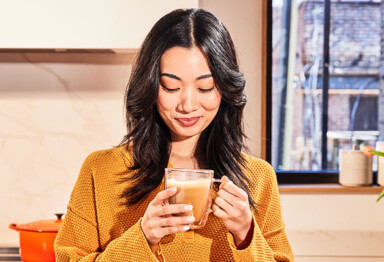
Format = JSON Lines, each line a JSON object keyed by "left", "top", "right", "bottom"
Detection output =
{"left": 165, "top": 168, "right": 220, "bottom": 229}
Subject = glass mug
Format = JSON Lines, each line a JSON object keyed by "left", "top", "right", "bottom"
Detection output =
{"left": 165, "top": 168, "right": 220, "bottom": 229}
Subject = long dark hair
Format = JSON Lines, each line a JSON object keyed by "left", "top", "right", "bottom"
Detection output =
{"left": 120, "top": 8, "right": 255, "bottom": 209}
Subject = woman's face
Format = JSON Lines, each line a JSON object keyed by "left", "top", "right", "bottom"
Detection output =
{"left": 156, "top": 46, "right": 222, "bottom": 142}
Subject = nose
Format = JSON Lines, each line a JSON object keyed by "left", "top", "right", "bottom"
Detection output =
{"left": 179, "top": 86, "right": 199, "bottom": 113}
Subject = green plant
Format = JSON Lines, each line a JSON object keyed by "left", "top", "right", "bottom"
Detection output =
{"left": 362, "top": 145, "right": 384, "bottom": 202}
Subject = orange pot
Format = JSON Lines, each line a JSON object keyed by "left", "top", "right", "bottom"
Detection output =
{"left": 9, "top": 214, "right": 63, "bottom": 262}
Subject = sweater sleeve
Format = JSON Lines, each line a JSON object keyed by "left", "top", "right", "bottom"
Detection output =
{"left": 227, "top": 159, "right": 294, "bottom": 262}
{"left": 54, "top": 153, "right": 159, "bottom": 262}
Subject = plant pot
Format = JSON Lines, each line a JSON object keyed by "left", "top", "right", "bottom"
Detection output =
{"left": 339, "top": 150, "right": 372, "bottom": 186}
{"left": 9, "top": 214, "right": 63, "bottom": 262}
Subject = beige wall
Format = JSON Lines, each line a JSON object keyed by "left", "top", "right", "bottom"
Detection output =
{"left": 281, "top": 193, "right": 384, "bottom": 261}
{"left": 200, "top": 0, "right": 264, "bottom": 157}
{"left": 0, "top": 53, "right": 133, "bottom": 246}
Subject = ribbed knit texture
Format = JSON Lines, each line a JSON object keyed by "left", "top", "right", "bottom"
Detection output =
{"left": 54, "top": 145, "right": 294, "bottom": 261}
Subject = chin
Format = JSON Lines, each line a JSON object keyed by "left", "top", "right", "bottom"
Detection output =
{"left": 173, "top": 126, "right": 204, "bottom": 139}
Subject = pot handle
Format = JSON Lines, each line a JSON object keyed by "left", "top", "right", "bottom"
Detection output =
{"left": 55, "top": 213, "right": 64, "bottom": 220}
{"left": 9, "top": 223, "right": 19, "bottom": 231}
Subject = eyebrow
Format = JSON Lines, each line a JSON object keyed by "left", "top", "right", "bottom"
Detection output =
{"left": 196, "top": 74, "right": 212, "bottom": 80}
{"left": 160, "top": 73, "right": 212, "bottom": 81}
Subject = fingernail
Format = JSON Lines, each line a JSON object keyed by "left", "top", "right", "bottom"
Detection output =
{"left": 184, "top": 205, "right": 193, "bottom": 211}
{"left": 186, "top": 216, "right": 195, "bottom": 222}
{"left": 183, "top": 226, "right": 190, "bottom": 231}
{"left": 169, "top": 187, "right": 177, "bottom": 193}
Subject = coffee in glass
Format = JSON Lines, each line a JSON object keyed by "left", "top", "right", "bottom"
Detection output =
{"left": 165, "top": 168, "right": 218, "bottom": 229}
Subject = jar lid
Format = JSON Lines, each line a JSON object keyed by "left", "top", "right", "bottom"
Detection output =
{"left": 10, "top": 213, "right": 63, "bottom": 233}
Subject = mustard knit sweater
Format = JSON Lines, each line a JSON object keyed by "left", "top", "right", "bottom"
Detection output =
{"left": 54, "top": 145, "right": 294, "bottom": 261}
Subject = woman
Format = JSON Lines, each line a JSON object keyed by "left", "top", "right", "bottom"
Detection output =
{"left": 54, "top": 8, "right": 293, "bottom": 262}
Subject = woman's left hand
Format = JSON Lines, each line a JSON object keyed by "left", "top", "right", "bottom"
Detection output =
{"left": 212, "top": 176, "right": 254, "bottom": 248}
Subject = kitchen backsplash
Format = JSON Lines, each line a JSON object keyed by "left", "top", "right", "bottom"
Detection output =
{"left": 0, "top": 52, "right": 134, "bottom": 246}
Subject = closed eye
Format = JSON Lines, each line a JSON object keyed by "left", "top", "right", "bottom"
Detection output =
{"left": 160, "top": 83, "right": 179, "bottom": 93}
{"left": 198, "top": 87, "right": 214, "bottom": 93}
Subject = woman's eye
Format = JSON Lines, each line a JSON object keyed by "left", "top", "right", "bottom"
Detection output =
{"left": 198, "top": 87, "right": 214, "bottom": 93}
{"left": 161, "top": 84, "right": 179, "bottom": 93}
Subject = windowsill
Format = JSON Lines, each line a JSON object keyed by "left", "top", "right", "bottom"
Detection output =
{"left": 278, "top": 184, "right": 384, "bottom": 194}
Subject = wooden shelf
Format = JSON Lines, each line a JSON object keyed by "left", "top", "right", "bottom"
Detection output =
{"left": 279, "top": 184, "right": 384, "bottom": 194}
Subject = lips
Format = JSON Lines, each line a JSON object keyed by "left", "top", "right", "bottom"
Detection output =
{"left": 176, "top": 117, "right": 200, "bottom": 127}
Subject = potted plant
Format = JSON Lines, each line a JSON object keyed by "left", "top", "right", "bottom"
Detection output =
{"left": 362, "top": 145, "right": 384, "bottom": 202}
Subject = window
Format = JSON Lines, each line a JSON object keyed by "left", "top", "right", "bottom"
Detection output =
{"left": 269, "top": 0, "right": 382, "bottom": 182}
{"left": 349, "top": 95, "right": 378, "bottom": 131}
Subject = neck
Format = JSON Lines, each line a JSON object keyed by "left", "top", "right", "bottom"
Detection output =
{"left": 170, "top": 134, "right": 199, "bottom": 157}
{"left": 170, "top": 134, "right": 200, "bottom": 169}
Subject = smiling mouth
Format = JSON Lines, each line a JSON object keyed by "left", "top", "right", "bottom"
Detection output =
{"left": 176, "top": 117, "right": 200, "bottom": 127}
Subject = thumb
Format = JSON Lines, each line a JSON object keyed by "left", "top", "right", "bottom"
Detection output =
{"left": 220, "top": 176, "right": 231, "bottom": 189}
{"left": 221, "top": 176, "right": 230, "bottom": 182}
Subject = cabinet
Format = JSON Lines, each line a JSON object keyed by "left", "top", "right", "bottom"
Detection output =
{"left": 0, "top": 0, "right": 198, "bottom": 51}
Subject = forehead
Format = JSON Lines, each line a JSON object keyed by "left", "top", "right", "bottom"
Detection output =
{"left": 160, "top": 46, "right": 211, "bottom": 75}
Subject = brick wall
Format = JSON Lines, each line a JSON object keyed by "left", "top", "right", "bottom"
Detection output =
{"left": 300, "top": 0, "right": 380, "bottom": 76}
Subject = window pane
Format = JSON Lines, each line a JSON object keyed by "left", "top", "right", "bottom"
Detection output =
{"left": 272, "top": 0, "right": 325, "bottom": 170}
{"left": 327, "top": 1, "right": 380, "bottom": 170}
{"left": 271, "top": 0, "right": 381, "bottom": 171}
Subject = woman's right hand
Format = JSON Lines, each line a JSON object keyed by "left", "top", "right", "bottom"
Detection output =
{"left": 141, "top": 187, "right": 195, "bottom": 246}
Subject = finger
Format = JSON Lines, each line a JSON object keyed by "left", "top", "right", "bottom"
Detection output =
{"left": 214, "top": 196, "right": 233, "bottom": 213}
{"left": 217, "top": 188, "right": 238, "bottom": 206}
{"left": 160, "top": 225, "right": 191, "bottom": 237}
{"left": 151, "top": 187, "right": 177, "bottom": 206}
{"left": 211, "top": 203, "right": 228, "bottom": 219}
{"left": 153, "top": 203, "right": 193, "bottom": 217}
{"left": 220, "top": 182, "right": 247, "bottom": 199}
{"left": 154, "top": 215, "right": 195, "bottom": 228}
{"left": 221, "top": 176, "right": 231, "bottom": 183}
{"left": 219, "top": 176, "right": 232, "bottom": 190}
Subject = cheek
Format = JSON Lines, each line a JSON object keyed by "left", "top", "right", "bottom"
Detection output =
{"left": 156, "top": 92, "right": 175, "bottom": 114}
{"left": 201, "top": 92, "right": 222, "bottom": 111}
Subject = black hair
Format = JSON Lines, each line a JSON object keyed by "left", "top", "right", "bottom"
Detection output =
{"left": 120, "top": 8, "right": 255, "bottom": 210}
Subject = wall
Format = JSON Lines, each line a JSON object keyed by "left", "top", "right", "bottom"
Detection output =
{"left": 0, "top": 53, "right": 132, "bottom": 246}
{"left": 301, "top": 1, "right": 380, "bottom": 74}
{"left": 379, "top": 0, "right": 384, "bottom": 141}
{"left": 281, "top": 193, "right": 384, "bottom": 261}
{"left": 200, "top": 0, "right": 263, "bottom": 157}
